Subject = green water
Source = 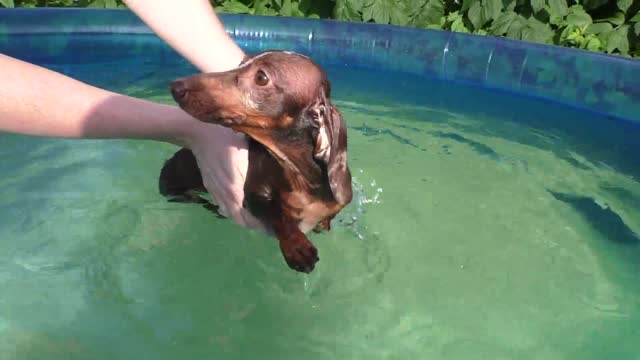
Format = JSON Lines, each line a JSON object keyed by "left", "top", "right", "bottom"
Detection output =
{"left": 1, "top": 66, "right": 640, "bottom": 359}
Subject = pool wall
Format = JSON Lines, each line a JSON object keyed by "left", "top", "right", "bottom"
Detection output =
{"left": 1, "top": 8, "right": 638, "bottom": 123}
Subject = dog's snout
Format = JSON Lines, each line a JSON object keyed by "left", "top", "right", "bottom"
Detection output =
{"left": 170, "top": 80, "right": 189, "bottom": 102}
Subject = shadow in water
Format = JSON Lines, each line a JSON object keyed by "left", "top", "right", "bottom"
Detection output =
{"left": 548, "top": 190, "right": 639, "bottom": 246}
{"left": 350, "top": 124, "right": 422, "bottom": 150}
{"left": 429, "top": 131, "right": 501, "bottom": 160}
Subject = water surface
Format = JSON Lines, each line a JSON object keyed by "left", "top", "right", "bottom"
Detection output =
{"left": 1, "top": 44, "right": 640, "bottom": 359}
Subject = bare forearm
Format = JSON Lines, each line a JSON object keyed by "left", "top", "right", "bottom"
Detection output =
{"left": 0, "top": 53, "right": 195, "bottom": 146}
{"left": 124, "top": 0, "right": 245, "bottom": 73}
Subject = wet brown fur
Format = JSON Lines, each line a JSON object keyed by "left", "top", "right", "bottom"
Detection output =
{"left": 159, "top": 51, "right": 352, "bottom": 273}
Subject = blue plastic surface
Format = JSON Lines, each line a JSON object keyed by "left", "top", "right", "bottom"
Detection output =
{"left": 0, "top": 8, "right": 638, "bottom": 122}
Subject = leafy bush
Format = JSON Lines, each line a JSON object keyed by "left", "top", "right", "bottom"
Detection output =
{"left": 211, "top": 0, "right": 640, "bottom": 58}
{"left": 0, "top": 0, "right": 125, "bottom": 8}
{"left": 1, "top": 0, "right": 638, "bottom": 58}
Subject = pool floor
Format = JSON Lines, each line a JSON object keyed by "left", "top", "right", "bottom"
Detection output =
{"left": 0, "top": 55, "right": 639, "bottom": 359}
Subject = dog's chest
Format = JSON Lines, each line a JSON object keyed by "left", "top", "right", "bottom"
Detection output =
{"left": 284, "top": 191, "right": 337, "bottom": 234}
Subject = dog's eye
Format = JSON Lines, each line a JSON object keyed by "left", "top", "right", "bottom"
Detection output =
{"left": 255, "top": 70, "right": 269, "bottom": 86}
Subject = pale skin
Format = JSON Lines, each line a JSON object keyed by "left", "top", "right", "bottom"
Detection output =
{"left": 0, "top": 0, "right": 264, "bottom": 230}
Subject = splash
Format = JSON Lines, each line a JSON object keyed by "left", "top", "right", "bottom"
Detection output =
{"left": 339, "top": 169, "right": 383, "bottom": 241}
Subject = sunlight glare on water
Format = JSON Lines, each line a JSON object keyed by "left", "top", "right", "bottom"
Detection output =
{"left": 0, "top": 58, "right": 639, "bottom": 359}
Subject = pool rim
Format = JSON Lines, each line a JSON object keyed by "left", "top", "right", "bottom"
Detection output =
{"left": 0, "top": 8, "right": 638, "bottom": 124}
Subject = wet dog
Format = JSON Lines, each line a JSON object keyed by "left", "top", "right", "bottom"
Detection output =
{"left": 159, "top": 51, "right": 352, "bottom": 273}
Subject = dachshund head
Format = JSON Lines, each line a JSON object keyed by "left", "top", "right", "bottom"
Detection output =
{"left": 170, "top": 50, "right": 352, "bottom": 206}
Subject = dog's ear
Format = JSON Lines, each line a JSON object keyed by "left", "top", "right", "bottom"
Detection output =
{"left": 237, "top": 53, "right": 254, "bottom": 67}
{"left": 307, "top": 92, "right": 352, "bottom": 206}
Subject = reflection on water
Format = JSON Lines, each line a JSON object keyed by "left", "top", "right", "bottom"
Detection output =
{"left": 1, "top": 59, "right": 640, "bottom": 359}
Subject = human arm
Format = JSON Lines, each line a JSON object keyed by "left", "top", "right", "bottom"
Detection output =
{"left": 0, "top": 53, "right": 194, "bottom": 143}
{"left": 0, "top": 1, "right": 245, "bottom": 138}
{"left": 123, "top": 0, "right": 246, "bottom": 73}
{"left": 121, "top": 0, "right": 263, "bottom": 226}
{"left": 0, "top": 3, "right": 263, "bottom": 229}
{"left": 0, "top": 52, "right": 261, "bottom": 229}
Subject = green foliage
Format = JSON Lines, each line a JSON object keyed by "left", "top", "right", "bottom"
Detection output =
{"left": 3, "top": 0, "right": 125, "bottom": 8}
{"left": 1, "top": 0, "right": 638, "bottom": 58}
{"left": 212, "top": 0, "right": 640, "bottom": 58}
{"left": 211, "top": 0, "right": 332, "bottom": 18}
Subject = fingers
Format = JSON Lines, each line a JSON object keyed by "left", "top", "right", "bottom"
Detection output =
{"left": 222, "top": 187, "right": 266, "bottom": 231}
{"left": 206, "top": 178, "right": 266, "bottom": 232}
{"left": 226, "top": 202, "right": 266, "bottom": 232}
{"left": 188, "top": 123, "right": 265, "bottom": 231}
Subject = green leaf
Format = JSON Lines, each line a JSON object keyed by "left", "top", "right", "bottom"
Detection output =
{"left": 467, "top": 1, "right": 486, "bottom": 29}
{"left": 547, "top": 0, "right": 569, "bottom": 21}
{"left": 530, "top": 0, "right": 545, "bottom": 14}
{"left": 253, "top": 0, "right": 278, "bottom": 16}
{"left": 502, "top": 0, "right": 516, "bottom": 12}
{"left": 635, "top": 22, "right": 640, "bottom": 35}
{"left": 451, "top": 17, "right": 470, "bottom": 33}
{"left": 410, "top": 0, "right": 445, "bottom": 27}
{"left": 560, "top": 24, "right": 578, "bottom": 42}
{"left": 505, "top": 14, "right": 527, "bottom": 39}
{"left": 585, "top": 35, "right": 602, "bottom": 51}
{"left": 631, "top": 11, "right": 640, "bottom": 22}
{"left": 333, "top": 0, "right": 362, "bottom": 20}
{"left": 604, "top": 25, "right": 630, "bottom": 54}
{"left": 220, "top": 0, "right": 252, "bottom": 14}
{"left": 616, "top": 0, "right": 632, "bottom": 12}
{"left": 546, "top": 0, "right": 569, "bottom": 26}
{"left": 87, "top": 0, "right": 105, "bottom": 8}
{"left": 447, "top": 10, "right": 462, "bottom": 22}
{"left": 0, "top": 0, "right": 14, "bottom": 7}
{"left": 363, "top": 0, "right": 396, "bottom": 24}
{"left": 521, "top": 27, "right": 550, "bottom": 43}
{"left": 522, "top": 17, "right": 555, "bottom": 44}
{"left": 599, "top": 11, "right": 626, "bottom": 26}
{"left": 389, "top": 5, "right": 409, "bottom": 25}
{"left": 489, "top": 10, "right": 518, "bottom": 35}
{"left": 285, "top": 0, "right": 305, "bottom": 17}
{"left": 280, "top": 0, "right": 293, "bottom": 16}
{"left": 482, "top": 0, "right": 503, "bottom": 21}
{"left": 461, "top": 0, "right": 474, "bottom": 12}
{"left": 254, "top": 6, "right": 278, "bottom": 15}
{"left": 586, "top": 22, "right": 613, "bottom": 35}
{"left": 566, "top": 5, "right": 592, "bottom": 28}
{"left": 362, "top": 0, "right": 408, "bottom": 25}
{"left": 104, "top": 0, "right": 117, "bottom": 8}
{"left": 351, "top": 0, "right": 368, "bottom": 10}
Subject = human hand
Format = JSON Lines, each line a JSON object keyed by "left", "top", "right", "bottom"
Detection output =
{"left": 184, "top": 121, "right": 267, "bottom": 232}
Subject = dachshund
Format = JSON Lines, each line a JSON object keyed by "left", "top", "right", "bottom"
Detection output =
{"left": 158, "top": 51, "right": 353, "bottom": 273}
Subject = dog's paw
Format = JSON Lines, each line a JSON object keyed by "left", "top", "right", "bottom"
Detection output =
{"left": 280, "top": 235, "right": 319, "bottom": 273}
{"left": 312, "top": 217, "right": 332, "bottom": 233}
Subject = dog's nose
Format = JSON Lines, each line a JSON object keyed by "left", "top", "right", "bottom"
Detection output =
{"left": 170, "top": 80, "right": 189, "bottom": 102}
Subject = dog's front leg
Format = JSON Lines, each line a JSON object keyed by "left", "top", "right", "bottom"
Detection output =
{"left": 273, "top": 216, "right": 319, "bottom": 273}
